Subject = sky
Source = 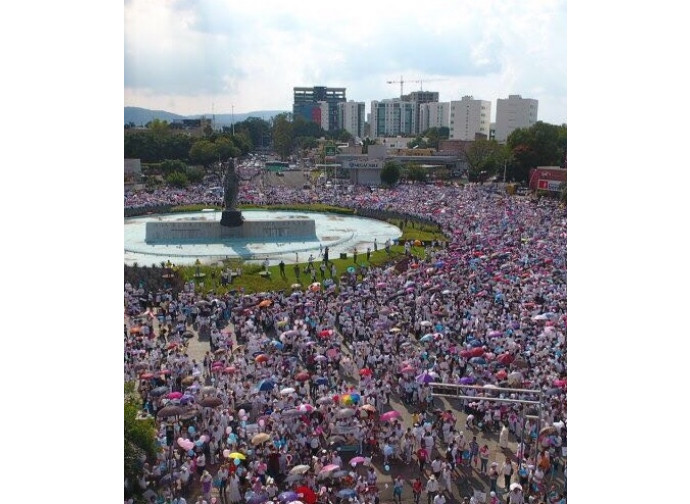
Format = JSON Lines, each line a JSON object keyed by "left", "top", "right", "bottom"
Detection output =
{"left": 124, "top": 0, "right": 567, "bottom": 125}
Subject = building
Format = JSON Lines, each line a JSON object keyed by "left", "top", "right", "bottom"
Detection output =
{"left": 494, "top": 95, "right": 538, "bottom": 143}
{"left": 419, "top": 102, "right": 450, "bottom": 133}
{"left": 403, "top": 91, "right": 440, "bottom": 134}
{"left": 337, "top": 101, "right": 365, "bottom": 139}
{"left": 449, "top": 96, "right": 491, "bottom": 141}
{"left": 370, "top": 99, "right": 417, "bottom": 138}
{"left": 293, "top": 86, "right": 346, "bottom": 131}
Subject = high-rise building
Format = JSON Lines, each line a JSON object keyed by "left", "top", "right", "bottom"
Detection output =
{"left": 449, "top": 96, "right": 491, "bottom": 140}
{"left": 338, "top": 101, "right": 365, "bottom": 139}
{"left": 370, "top": 99, "right": 417, "bottom": 138}
{"left": 419, "top": 102, "right": 450, "bottom": 133}
{"left": 494, "top": 95, "right": 538, "bottom": 143}
{"left": 402, "top": 91, "right": 440, "bottom": 135}
{"left": 293, "top": 86, "right": 346, "bottom": 131}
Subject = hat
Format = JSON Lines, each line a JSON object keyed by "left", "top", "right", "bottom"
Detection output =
{"left": 490, "top": 492, "right": 495, "bottom": 497}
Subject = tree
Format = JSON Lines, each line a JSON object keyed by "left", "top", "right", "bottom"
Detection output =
{"left": 124, "top": 382, "right": 158, "bottom": 499}
{"left": 272, "top": 113, "right": 294, "bottom": 160}
{"left": 380, "top": 161, "right": 401, "bottom": 186}
{"left": 159, "top": 159, "right": 187, "bottom": 175}
{"left": 165, "top": 171, "right": 189, "bottom": 188}
{"left": 405, "top": 163, "right": 427, "bottom": 183}
{"left": 507, "top": 122, "right": 567, "bottom": 183}
{"left": 463, "top": 139, "right": 504, "bottom": 181}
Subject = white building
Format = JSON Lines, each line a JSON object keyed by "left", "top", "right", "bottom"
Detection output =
{"left": 449, "top": 96, "right": 491, "bottom": 140}
{"left": 317, "top": 101, "right": 330, "bottom": 131}
{"left": 337, "top": 100, "right": 365, "bottom": 138}
{"left": 419, "top": 102, "right": 450, "bottom": 133}
{"left": 370, "top": 99, "right": 417, "bottom": 138}
{"left": 494, "top": 95, "right": 538, "bottom": 143}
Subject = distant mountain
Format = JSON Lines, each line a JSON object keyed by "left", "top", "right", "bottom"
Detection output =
{"left": 125, "top": 106, "right": 289, "bottom": 127}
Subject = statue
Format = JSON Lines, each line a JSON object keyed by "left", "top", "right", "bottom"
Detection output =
{"left": 223, "top": 159, "right": 240, "bottom": 210}
{"left": 220, "top": 159, "right": 243, "bottom": 227}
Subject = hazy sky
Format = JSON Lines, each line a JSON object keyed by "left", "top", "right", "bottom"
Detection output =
{"left": 124, "top": 0, "right": 566, "bottom": 124}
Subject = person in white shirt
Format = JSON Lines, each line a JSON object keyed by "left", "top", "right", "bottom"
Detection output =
{"left": 425, "top": 475, "right": 439, "bottom": 504}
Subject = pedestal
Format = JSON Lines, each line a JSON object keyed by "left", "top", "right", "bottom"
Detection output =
{"left": 220, "top": 210, "right": 244, "bottom": 227}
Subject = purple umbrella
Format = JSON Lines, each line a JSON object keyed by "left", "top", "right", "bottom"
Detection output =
{"left": 278, "top": 491, "right": 299, "bottom": 502}
{"left": 459, "top": 376, "right": 476, "bottom": 385}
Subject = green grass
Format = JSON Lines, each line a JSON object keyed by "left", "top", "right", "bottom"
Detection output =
{"left": 147, "top": 203, "right": 448, "bottom": 295}
{"left": 176, "top": 244, "right": 438, "bottom": 296}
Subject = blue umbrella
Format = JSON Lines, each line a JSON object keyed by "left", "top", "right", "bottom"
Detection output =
{"left": 337, "top": 489, "right": 356, "bottom": 499}
{"left": 420, "top": 334, "right": 434, "bottom": 343}
{"left": 347, "top": 266, "right": 356, "bottom": 274}
{"left": 349, "top": 393, "right": 361, "bottom": 403}
{"left": 315, "top": 377, "right": 329, "bottom": 386}
{"left": 469, "top": 357, "right": 486, "bottom": 365}
{"left": 470, "top": 340, "right": 483, "bottom": 347}
{"left": 258, "top": 379, "right": 275, "bottom": 391}
{"left": 271, "top": 340, "right": 284, "bottom": 350}
{"left": 278, "top": 491, "right": 299, "bottom": 502}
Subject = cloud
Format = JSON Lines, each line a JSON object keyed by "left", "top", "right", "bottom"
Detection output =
{"left": 124, "top": 0, "right": 566, "bottom": 123}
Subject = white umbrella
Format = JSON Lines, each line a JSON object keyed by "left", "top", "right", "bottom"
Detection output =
{"left": 289, "top": 464, "right": 311, "bottom": 475}
{"left": 510, "top": 482, "right": 522, "bottom": 491}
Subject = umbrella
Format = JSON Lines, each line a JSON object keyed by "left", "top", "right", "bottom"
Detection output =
{"left": 380, "top": 410, "right": 402, "bottom": 422}
{"left": 360, "top": 404, "right": 377, "bottom": 413}
{"left": 281, "top": 408, "right": 303, "bottom": 418}
{"left": 198, "top": 396, "right": 223, "bottom": 408}
{"left": 335, "top": 408, "right": 356, "bottom": 419}
{"left": 319, "top": 464, "right": 340, "bottom": 474}
{"left": 278, "top": 491, "right": 299, "bottom": 503}
{"left": 314, "top": 355, "right": 328, "bottom": 363}
{"left": 200, "top": 386, "right": 216, "bottom": 395}
{"left": 469, "top": 357, "right": 487, "bottom": 366}
{"left": 297, "top": 404, "right": 314, "bottom": 413}
{"left": 317, "top": 397, "right": 333, "bottom": 405}
{"left": 331, "top": 470, "right": 349, "bottom": 479}
{"left": 416, "top": 372, "right": 437, "bottom": 384}
{"left": 285, "top": 474, "right": 304, "bottom": 483}
{"left": 459, "top": 376, "right": 475, "bottom": 385}
{"left": 258, "top": 300, "right": 272, "bottom": 308}
{"left": 510, "top": 483, "right": 523, "bottom": 491}
{"left": 400, "top": 365, "right": 416, "bottom": 374}
{"left": 419, "top": 334, "right": 434, "bottom": 343}
{"left": 247, "top": 494, "right": 268, "bottom": 504}
{"left": 295, "top": 371, "right": 311, "bottom": 382}
{"left": 314, "top": 377, "right": 329, "bottom": 385}
{"left": 257, "top": 379, "right": 275, "bottom": 391}
{"left": 420, "top": 321, "right": 432, "bottom": 327}
{"left": 346, "top": 266, "right": 356, "bottom": 274}
{"left": 227, "top": 452, "right": 246, "bottom": 460}
{"left": 139, "top": 372, "right": 154, "bottom": 379}
{"left": 255, "top": 354, "right": 269, "bottom": 364}
{"left": 295, "top": 486, "right": 317, "bottom": 504}
{"left": 252, "top": 433, "right": 271, "bottom": 446}
{"left": 359, "top": 368, "right": 373, "bottom": 377}
{"left": 156, "top": 404, "right": 184, "bottom": 419}
{"left": 166, "top": 391, "right": 182, "bottom": 400}
{"left": 328, "top": 435, "right": 346, "bottom": 445}
{"left": 182, "top": 331, "right": 194, "bottom": 339}
{"left": 337, "top": 489, "right": 356, "bottom": 499}
{"left": 349, "top": 456, "right": 366, "bottom": 466}
{"left": 224, "top": 366, "right": 237, "bottom": 374}
{"left": 289, "top": 465, "right": 311, "bottom": 475}
{"left": 280, "top": 387, "right": 296, "bottom": 395}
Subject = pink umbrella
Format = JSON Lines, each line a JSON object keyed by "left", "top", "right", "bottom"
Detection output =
{"left": 297, "top": 404, "right": 314, "bottom": 413}
{"left": 400, "top": 365, "right": 416, "bottom": 374}
{"left": 380, "top": 411, "right": 402, "bottom": 422}
{"left": 349, "top": 456, "right": 366, "bottom": 466}
{"left": 319, "top": 464, "right": 340, "bottom": 474}
{"left": 167, "top": 391, "right": 183, "bottom": 400}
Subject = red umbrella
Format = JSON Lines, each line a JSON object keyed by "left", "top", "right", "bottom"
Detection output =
{"left": 223, "top": 366, "right": 237, "bottom": 374}
{"left": 319, "top": 329, "right": 333, "bottom": 338}
{"left": 497, "top": 353, "right": 514, "bottom": 365}
{"left": 295, "top": 486, "right": 317, "bottom": 504}
{"left": 359, "top": 368, "right": 372, "bottom": 377}
{"left": 495, "top": 369, "right": 508, "bottom": 380}
{"left": 140, "top": 373, "right": 154, "bottom": 379}
{"left": 295, "top": 371, "right": 311, "bottom": 382}
{"left": 255, "top": 354, "right": 269, "bottom": 363}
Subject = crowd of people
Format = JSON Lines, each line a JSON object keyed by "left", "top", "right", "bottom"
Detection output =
{"left": 125, "top": 180, "right": 567, "bottom": 504}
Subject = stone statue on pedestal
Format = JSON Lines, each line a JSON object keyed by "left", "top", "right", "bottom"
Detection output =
{"left": 220, "top": 159, "right": 243, "bottom": 227}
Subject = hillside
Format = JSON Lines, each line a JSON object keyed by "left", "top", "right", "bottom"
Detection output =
{"left": 124, "top": 107, "right": 289, "bottom": 127}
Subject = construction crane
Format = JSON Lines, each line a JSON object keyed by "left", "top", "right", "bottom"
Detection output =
{"left": 387, "top": 76, "right": 448, "bottom": 97}
{"left": 386, "top": 76, "right": 409, "bottom": 97}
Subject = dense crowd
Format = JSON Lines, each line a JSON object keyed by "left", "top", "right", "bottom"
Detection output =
{"left": 125, "top": 181, "right": 566, "bottom": 504}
